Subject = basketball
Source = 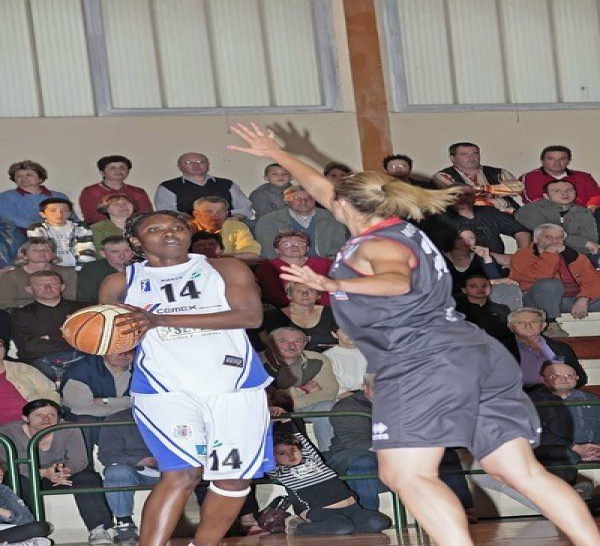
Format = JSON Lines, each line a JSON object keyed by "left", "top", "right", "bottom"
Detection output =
{"left": 61, "top": 304, "right": 141, "bottom": 355}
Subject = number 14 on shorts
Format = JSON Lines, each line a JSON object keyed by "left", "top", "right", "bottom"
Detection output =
{"left": 208, "top": 447, "right": 243, "bottom": 471}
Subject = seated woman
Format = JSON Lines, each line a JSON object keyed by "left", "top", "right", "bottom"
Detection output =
{"left": 255, "top": 231, "right": 331, "bottom": 308}
{"left": 0, "top": 238, "right": 77, "bottom": 310}
{"left": 0, "top": 462, "right": 52, "bottom": 546}
{"left": 0, "top": 399, "right": 114, "bottom": 545}
{"left": 90, "top": 193, "right": 136, "bottom": 254}
{"left": 444, "top": 228, "right": 522, "bottom": 311}
{"left": 270, "top": 432, "right": 390, "bottom": 536}
{"left": 261, "top": 282, "right": 337, "bottom": 352}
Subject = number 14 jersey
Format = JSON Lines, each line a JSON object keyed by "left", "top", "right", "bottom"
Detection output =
{"left": 124, "top": 254, "right": 271, "bottom": 395}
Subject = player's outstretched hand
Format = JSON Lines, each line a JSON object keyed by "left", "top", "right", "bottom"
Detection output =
{"left": 280, "top": 264, "right": 339, "bottom": 293}
{"left": 227, "top": 122, "right": 282, "bottom": 157}
{"left": 116, "top": 304, "right": 158, "bottom": 335}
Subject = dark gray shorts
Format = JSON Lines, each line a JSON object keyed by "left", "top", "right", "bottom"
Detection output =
{"left": 371, "top": 339, "right": 541, "bottom": 460}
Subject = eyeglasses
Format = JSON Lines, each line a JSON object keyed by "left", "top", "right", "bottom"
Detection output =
{"left": 293, "top": 288, "right": 318, "bottom": 295}
{"left": 279, "top": 242, "right": 307, "bottom": 248}
{"left": 512, "top": 321, "right": 543, "bottom": 327}
{"left": 287, "top": 196, "right": 314, "bottom": 202}
{"left": 544, "top": 374, "right": 577, "bottom": 380}
{"left": 180, "top": 160, "right": 208, "bottom": 166}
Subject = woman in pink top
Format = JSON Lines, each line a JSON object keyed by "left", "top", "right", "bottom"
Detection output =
{"left": 256, "top": 230, "right": 332, "bottom": 307}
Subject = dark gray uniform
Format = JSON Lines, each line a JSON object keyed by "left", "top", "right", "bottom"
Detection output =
{"left": 329, "top": 218, "right": 540, "bottom": 460}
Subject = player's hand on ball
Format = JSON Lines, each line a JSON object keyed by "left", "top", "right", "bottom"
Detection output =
{"left": 116, "top": 304, "right": 159, "bottom": 334}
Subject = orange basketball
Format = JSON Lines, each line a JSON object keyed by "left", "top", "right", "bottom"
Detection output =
{"left": 61, "top": 304, "right": 141, "bottom": 355}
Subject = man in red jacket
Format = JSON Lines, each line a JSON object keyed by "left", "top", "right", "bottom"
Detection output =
{"left": 510, "top": 223, "right": 600, "bottom": 337}
{"left": 520, "top": 145, "right": 600, "bottom": 206}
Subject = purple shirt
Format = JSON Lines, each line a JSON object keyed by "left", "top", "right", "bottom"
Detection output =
{"left": 517, "top": 337, "right": 556, "bottom": 387}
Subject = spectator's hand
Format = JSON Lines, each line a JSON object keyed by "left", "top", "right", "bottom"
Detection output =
{"left": 472, "top": 245, "right": 492, "bottom": 262}
{"left": 543, "top": 243, "right": 565, "bottom": 254}
{"left": 137, "top": 457, "right": 158, "bottom": 468}
{"left": 573, "top": 443, "right": 598, "bottom": 459}
{"left": 0, "top": 507, "right": 13, "bottom": 519}
{"left": 571, "top": 297, "right": 589, "bottom": 320}
{"left": 490, "top": 253, "right": 511, "bottom": 267}
{"left": 230, "top": 213, "right": 246, "bottom": 221}
{"left": 269, "top": 406, "right": 287, "bottom": 417}
{"left": 585, "top": 241, "right": 600, "bottom": 254}
{"left": 489, "top": 278, "right": 520, "bottom": 286}
{"left": 300, "top": 380, "right": 320, "bottom": 393}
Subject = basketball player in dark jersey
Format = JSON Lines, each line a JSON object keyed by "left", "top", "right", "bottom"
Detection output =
{"left": 229, "top": 123, "right": 600, "bottom": 546}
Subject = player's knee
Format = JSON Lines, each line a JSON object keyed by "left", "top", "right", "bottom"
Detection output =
{"left": 162, "top": 467, "right": 203, "bottom": 490}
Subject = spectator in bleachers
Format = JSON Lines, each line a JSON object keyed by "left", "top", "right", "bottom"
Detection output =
{"left": 60, "top": 351, "right": 133, "bottom": 458}
{"left": 0, "top": 238, "right": 77, "bottom": 310}
{"left": 155, "top": 152, "right": 253, "bottom": 219}
{"left": 521, "top": 145, "right": 600, "bottom": 206}
{"left": 255, "top": 231, "right": 331, "bottom": 308}
{"left": 0, "top": 338, "right": 59, "bottom": 425}
{"left": 77, "top": 236, "right": 134, "bottom": 304}
{"left": 454, "top": 275, "right": 513, "bottom": 346}
{"left": 0, "top": 399, "right": 114, "bottom": 546}
{"left": 327, "top": 376, "right": 475, "bottom": 519}
{"left": 431, "top": 142, "right": 523, "bottom": 212}
{"left": 27, "top": 198, "right": 96, "bottom": 270}
{"left": 438, "top": 185, "right": 530, "bottom": 268}
{"left": 79, "top": 155, "right": 153, "bottom": 225}
{"left": 11, "top": 270, "right": 87, "bottom": 381}
{"left": 97, "top": 408, "right": 156, "bottom": 544}
{"left": 383, "top": 153, "right": 433, "bottom": 189}
{"left": 262, "top": 282, "right": 337, "bottom": 352}
{"left": 0, "top": 461, "right": 52, "bottom": 546}
{"left": 0, "top": 160, "right": 73, "bottom": 231}
{"left": 255, "top": 186, "right": 347, "bottom": 260}
{"left": 249, "top": 163, "right": 293, "bottom": 221}
{"left": 324, "top": 325, "right": 367, "bottom": 399}
{"left": 0, "top": 216, "right": 26, "bottom": 269}
{"left": 270, "top": 431, "right": 390, "bottom": 536}
{"left": 529, "top": 361, "right": 600, "bottom": 492}
{"left": 189, "top": 197, "right": 261, "bottom": 265}
{"left": 505, "top": 308, "right": 587, "bottom": 389}
{"left": 323, "top": 162, "right": 352, "bottom": 184}
{"left": 516, "top": 180, "right": 599, "bottom": 257}
{"left": 444, "top": 228, "right": 522, "bottom": 310}
{"left": 90, "top": 194, "right": 136, "bottom": 253}
{"left": 261, "top": 327, "right": 338, "bottom": 451}
{"left": 510, "top": 223, "right": 600, "bottom": 337}
{"left": 530, "top": 361, "right": 600, "bottom": 465}
{"left": 189, "top": 231, "right": 224, "bottom": 258}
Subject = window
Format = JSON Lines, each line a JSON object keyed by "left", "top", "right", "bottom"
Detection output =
{"left": 0, "top": 0, "right": 338, "bottom": 117}
{"left": 383, "top": 0, "right": 600, "bottom": 111}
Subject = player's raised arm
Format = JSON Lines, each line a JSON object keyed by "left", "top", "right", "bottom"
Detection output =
{"left": 228, "top": 122, "right": 335, "bottom": 210}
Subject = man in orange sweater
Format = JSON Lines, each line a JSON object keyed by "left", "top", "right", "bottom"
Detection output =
{"left": 510, "top": 223, "right": 600, "bottom": 337}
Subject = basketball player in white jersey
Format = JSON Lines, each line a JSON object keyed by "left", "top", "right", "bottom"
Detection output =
{"left": 99, "top": 211, "right": 273, "bottom": 546}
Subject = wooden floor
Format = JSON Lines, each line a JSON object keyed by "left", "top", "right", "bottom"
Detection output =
{"left": 66, "top": 517, "right": 593, "bottom": 546}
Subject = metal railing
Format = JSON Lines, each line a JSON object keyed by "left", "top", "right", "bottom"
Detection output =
{"left": 2, "top": 401, "right": 600, "bottom": 533}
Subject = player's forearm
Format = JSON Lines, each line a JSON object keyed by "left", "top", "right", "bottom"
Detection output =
{"left": 267, "top": 150, "right": 335, "bottom": 208}
{"left": 152, "top": 307, "right": 262, "bottom": 330}
{"left": 334, "top": 272, "right": 411, "bottom": 297}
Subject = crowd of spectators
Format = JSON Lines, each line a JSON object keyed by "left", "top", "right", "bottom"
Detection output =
{"left": 1, "top": 142, "right": 600, "bottom": 542}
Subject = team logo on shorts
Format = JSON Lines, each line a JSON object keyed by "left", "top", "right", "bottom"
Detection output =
{"left": 173, "top": 424, "right": 193, "bottom": 438}
{"left": 332, "top": 290, "right": 349, "bottom": 301}
{"left": 196, "top": 444, "right": 207, "bottom": 455}
{"left": 372, "top": 422, "right": 389, "bottom": 441}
